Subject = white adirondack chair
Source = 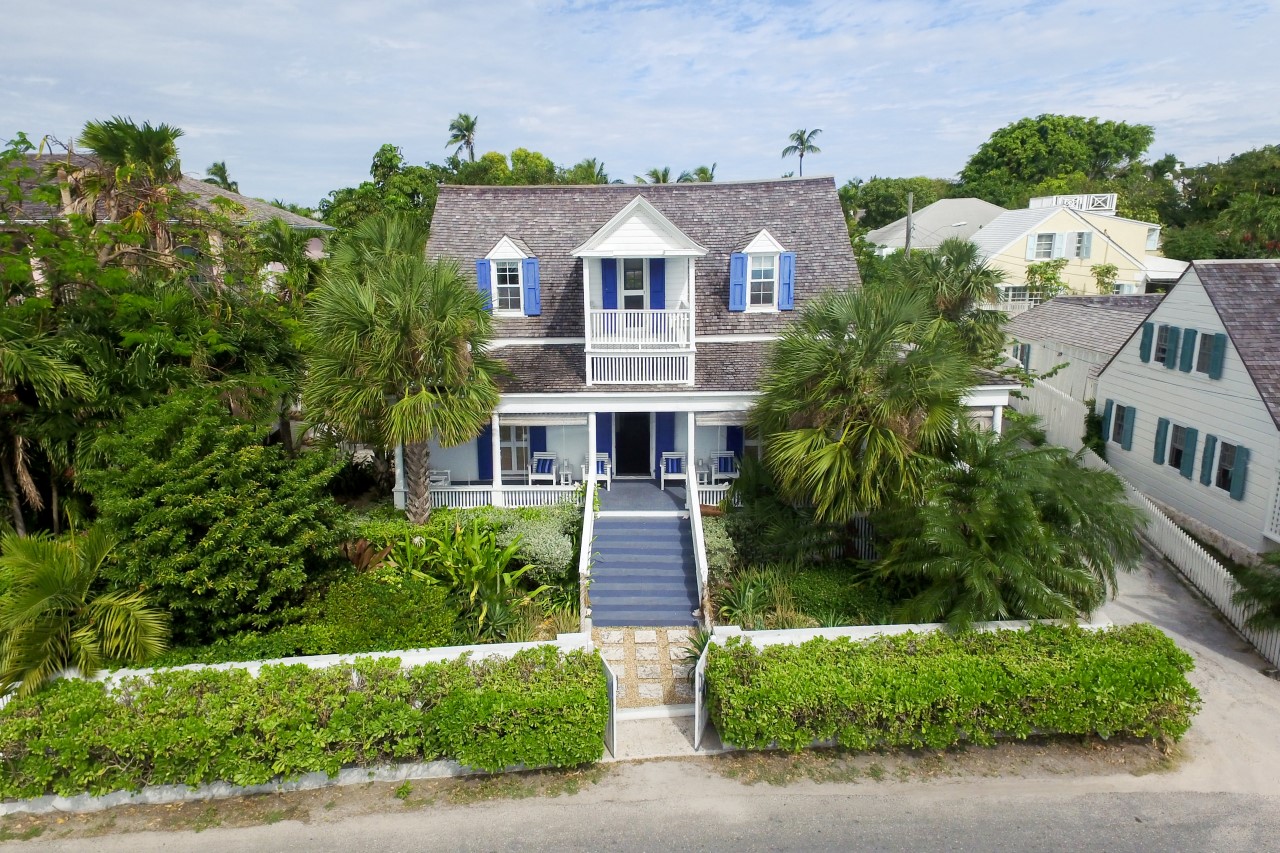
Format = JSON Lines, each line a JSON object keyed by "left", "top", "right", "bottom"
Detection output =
{"left": 659, "top": 452, "right": 687, "bottom": 491}
{"left": 528, "top": 452, "right": 558, "bottom": 486}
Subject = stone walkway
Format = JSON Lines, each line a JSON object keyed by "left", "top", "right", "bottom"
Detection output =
{"left": 593, "top": 627, "right": 696, "bottom": 707}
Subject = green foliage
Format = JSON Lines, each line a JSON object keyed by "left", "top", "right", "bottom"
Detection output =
{"left": 839, "top": 176, "right": 954, "bottom": 230}
{"left": 1091, "top": 263, "right": 1120, "bottom": 295}
{"left": 81, "top": 392, "right": 350, "bottom": 643}
{"left": 1228, "top": 553, "right": 1280, "bottom": 632}
{"left": 705, "top": 625, "right": 1200, "bottom": 752}
{"left": 1082, "top": 398, "right": 1107, "bottom": 460}
{"left": 783, "top": 563, "right": 893, "bottom": 626}
{"left": 1024, "top": 258, "right": 1071, "bottom": 297}
{"left": 781, "top": 128, "right": 822, "bottom": 177}
{"left": 0, "top": 648, "right": 608, "bottom": 796}
{"left": 700, "top": 514, "right": 738, "bottom": 588}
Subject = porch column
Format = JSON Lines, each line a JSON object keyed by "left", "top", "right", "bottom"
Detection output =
{"left": 587, "top": 411, "right": 597, "bottom": 486}
{"left": 392, "top": 443, "right": 407, "bottom": 510}
{"left": 491, "top": 412, "right": 505, "bottom": 507}
{"left": 583, "top": 258, "right": 594, "bottom": 386}
{"left": 686, "top": 411, "right": 697, "bottom": 510}
{"left": 992, "top": 405, "right": 1004, "bottom": 434}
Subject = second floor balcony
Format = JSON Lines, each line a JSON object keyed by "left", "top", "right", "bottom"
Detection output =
{"left": 587, "top": 308, "right": 694, "bottom": 350}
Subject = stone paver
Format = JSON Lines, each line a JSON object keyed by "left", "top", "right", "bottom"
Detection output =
{"left": 593, "top": 626, "right": 697, "bottom": 708}
{"left": 634, "top": 646, "right": 658, "bottom": 661}
{"left": 633, "top": 630, "right": 658, "bottom": 643}
{"left": 599, "top": 646, "right": 624, "bottom": 661}
{"left": 637, "top": 683, "right": 664, "bottom": 700}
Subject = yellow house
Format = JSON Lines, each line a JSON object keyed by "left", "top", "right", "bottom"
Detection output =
{"left": 972, "top": 194, "right": 1187, "bottom": 314}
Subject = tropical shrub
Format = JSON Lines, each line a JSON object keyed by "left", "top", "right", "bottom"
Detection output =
{"left": 80, "top": 393, "right": 351, "bottom": 643}
{"left": 424, "top": 521, "right": 548, "bottom": 642}
{"left": 0, "top": 647, "right": 609, "bottom": 797}
{"left": 784, "top": 563, "right": 893, "bottom": 626}
{"left": 701, "top": 514, "right": 738, "bottom": 588}
{"left": 705, "top": 625, "right": 1199, "bottom": 752}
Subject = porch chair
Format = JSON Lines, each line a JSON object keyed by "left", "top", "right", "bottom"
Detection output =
{"left": 659, "top": 452, "right": 687, "bottom": 491}
{"left": 528, "top": 452, "right": 558, "bottom": 486}
{"left": 584, "top": 452, "right": 612, "bottom": 491}
{"left": 710, "top": 451, "right": 740, "bottom": 484}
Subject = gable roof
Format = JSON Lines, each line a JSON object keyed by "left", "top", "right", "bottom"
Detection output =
{"left": 1008, "top": 294, "right": 1164, "bottom": 356}
{"left": 865, "top": 198, "right": 1007, "bottom": 250}
{"left": 572, "top": 195, "right": 707, "bottom": 257}
{"left": 969, "top": 207, "right": 1061, "bottom": 258}
{"left": 427, "top": 177, "right": 858, "bottom": 338}
{"left": 1195, "top": 260, "right": 1280, "bottom": 429}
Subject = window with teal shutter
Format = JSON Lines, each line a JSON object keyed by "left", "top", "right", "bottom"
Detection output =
{"left": 1208, "top": 333, "right": 1227, "bottom": 379}
{"left": 1101, "top": 399, "right": 1114, "bottom": 443}
{"left": 1180, "top": 428, "right": 1198, "bottom": 479}
{"left": 1200, "top": 435, "right": 1217, "bottom": 486}
{"left": 1139, "top": 322, "right": 1154, "bottom": 362}
{"left": 1120, "top": 405, "right": 1135, "bottom": 450}
{"left": 1179, "top": 328, "right": 1197, "bottom": 372}
{"left": 1154, "top": 418, "right": 1169, "bottom": 464}
{"left": 1163, "top": 326, "right": 1181, "bottom": 369}
{"left": 1214, "top": 441, "right": 1250, "bottom": 500}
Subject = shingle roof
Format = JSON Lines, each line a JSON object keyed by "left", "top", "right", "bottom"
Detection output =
{"left": 426, "top": 178, "right": 858, "bottom": 338}
{"left": 1007, "top": 294, "right": 1163, "bottom": 356}
{"left": 5, "top": 154, "right": 331, "bottom": 230}
{"left": 865, "top": 198, "right": 1007, "bottom": 250}
{"left": 969, "top": 207, "right": 1057, "bottom": 259}
{"left": 494, "top": 342, "right": 770, "bottom": 394}
{"left": 1194, "top": 260, "right": 1280, "bottom": 429}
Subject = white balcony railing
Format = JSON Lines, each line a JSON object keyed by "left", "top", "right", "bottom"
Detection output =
{"left": 587, "top": 309, "right": 693, "bottom": 350}
{"left": 589, "top": 353, "right": 692, "bottom": 384}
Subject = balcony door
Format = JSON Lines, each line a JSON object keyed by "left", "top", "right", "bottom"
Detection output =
{"left": 621, "top": 258, "right": 648, "bottom": 309}
{"left": 614, "top": 412, "right": 651, "bottom": 476}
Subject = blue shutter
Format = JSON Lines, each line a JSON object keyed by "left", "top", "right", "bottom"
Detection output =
{"left": 729, "top": 253, "right": 747, "bottom": 311}
{"left": 1154, "top": 418, "right": 1169, "bottom": 464}
{"left": 475, "top": 259, "right": 492, "bottom": 311}
{"left": 530, "top": 426, "right": 547, "bottom": 454}
{"left": 1163, "top": 326, "right": 1181, "bottom": 369}
{"left": 596, "top": 413, "right": 613, "bottom": 457}
{"left": 1121, "top": 406, "right": 1135, "bottom": 451}
{"left": 726, "top": 425, "right": 745, "bottom": 458}
{"left": 1138, "top": 322, "right": 1154, "bottom": 362}
{"left": 522, "top": 257, "right": 541, "bottom": 316}
{"left": 778, "top": 252, "right": 796, "bottom": 310}
{"left": 600, "top": 259, "right": 618, "bottom": 310}
{"left": 1179, "top": 328, "right": 1197, "bottom": 372}
{"left": 1101, "top": 399, "right": 1114, "bottom": 443}
{"left": 1200, "top": 435, "right": 1217, "bottom": 486}
{"left": 1180, "top": 428, "right": 1198, "bottom": 479}
{"left": 649, "top": 259, "right": 665, "bottom": 310}
{"left": 476, "top": 424, "right": 493, "bottom": 481}
{"left": 1208, "top": 333, "right": 1227, "bottom": 379}
{"left": 1230, "top": 446, "right": 1249, "bottom": 500}
{"left": 653, "top": 412, "right": 676, "bottom": 479}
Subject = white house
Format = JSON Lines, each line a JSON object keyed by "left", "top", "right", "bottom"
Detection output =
{"left": 1095, "top": 260, "right": 1280, "bottom": 559}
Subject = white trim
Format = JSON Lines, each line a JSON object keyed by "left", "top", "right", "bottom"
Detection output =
{"left": 745, "top": 252, "right": 779, "bottom": 312}
{"left": 571, "top": 195, "right": 708, "bottom": 257}
{"left": 497, "top": 391, "right": 756, "bottom": 414}
{"left": 490, "top": 257, "right": 523, "bottom": 316}
{"left": 485, "top": 236, "right": 529, "bottom": 260}
{"left": 742, "top": 228, "right": 785, "bottom": 254}
{"left": 492, "top": 337, "right": 587, "bottom": 347}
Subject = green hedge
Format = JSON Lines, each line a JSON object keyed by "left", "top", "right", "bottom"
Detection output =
{"left": 705, "top": 624, "right": 1199, "bottom": 752}
{"left": 0, "top": 647, "right": 607, "bottom": 799}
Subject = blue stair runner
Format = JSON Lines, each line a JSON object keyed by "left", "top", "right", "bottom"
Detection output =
{"left": 589, "top": 516, "right": 699, "bottom": 628}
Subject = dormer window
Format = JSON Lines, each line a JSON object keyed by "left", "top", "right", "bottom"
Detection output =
{"left": 749, "top": 254, "right": 777, "bottom": 310}
{"left": 476, "top": 236, "right": 541, "bottom": 316}
{"left": 730, "top": 229, "right": 795, "bottom": 312}
{"left": 493, "top": 259, "right": 523, "bottom": 314}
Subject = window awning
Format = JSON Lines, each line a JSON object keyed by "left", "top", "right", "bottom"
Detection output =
{"left": 498, "top": 413, "right": 588, "bottom": 427}
{"left": 694, "top": 412, "right": 746, "bottom": 427}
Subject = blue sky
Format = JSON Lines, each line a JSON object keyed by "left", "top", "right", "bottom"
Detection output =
{"left": 4, "top": 1, "right": 1278, "bottom": 207}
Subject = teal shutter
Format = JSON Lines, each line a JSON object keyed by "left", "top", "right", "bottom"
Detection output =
{"left": 1163, "top": 325, "right": 1181, "bottom": 369}
{"left": 1179, "top": 328, "right": 1197, "bottom": 372}
{"left": 1153, "top": 418, "right": 1169, "bottom": 463}
{"left": 1139, "top": 323, "right": 1154, "bottom": 362}
{"left": 778, "top": 252, "right": 796, "bottom": 310}
{"left": 475, "top": 259, "right": 492, "bottom": 311}
{"left": 1230, "top": 446, "right": 1249, "bottom": 500}
{"left": 1121, "top": 407, "right": 1135, "bottom": 451}
{"left": 1200, "top": 435, "right": 1217, "bottom": 486}
{"left": 522, "top": 257, "right": 541, "bottom": 316}
{"left": 1101, "top": 399, "right": 1114, "bottom": 443}
{"left": 1025, "top": 234, "right": 1039, "bottom": 261}
{"left": 729, "top": 253, "right": 747, "bottom": 311}
{"left": 1208, "top": 333, "right": 1227, "bottom": 379}
{"left": 600, "top": 259, "right": 618, "bottom": 310}
{"left": 1180, "top": 428, "right": 1198, "bottom": 479}
{"left": 649, "top": 258, "right": 666, "bottom": 310}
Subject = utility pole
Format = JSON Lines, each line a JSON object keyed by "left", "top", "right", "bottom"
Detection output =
{"left": 904, "top": 191, "right": 914, "bottom": 259}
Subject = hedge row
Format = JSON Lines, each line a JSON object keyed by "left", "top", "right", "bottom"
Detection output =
{"left": 0, "top": 647, "right": 607, "bottom": 799}
{"left": 705, "top": 624, "right": 1199, "bottom": 752}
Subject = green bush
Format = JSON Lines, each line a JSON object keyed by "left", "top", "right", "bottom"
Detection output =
{"left": 705, "top": 624, "right": 1199, "bottom": 752}
{"left": 785, "top": 563, "right": 893, "bottom": 625}
{"left": 0, "top": 647, "right": 608, "bottom": 798}
{"left": 701, "top": 515, "right": 738, "bottom": 588}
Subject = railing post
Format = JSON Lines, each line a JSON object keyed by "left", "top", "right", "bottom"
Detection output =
{"left": 491, "top": 412, "right": 505, "bottom": 507}
{"left": 686, "top": 411, "right": 697, "bottom": 510}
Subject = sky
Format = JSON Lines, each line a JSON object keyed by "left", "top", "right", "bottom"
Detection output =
{"left": 4, "top": 0, "right": 1278, "bottom": 208}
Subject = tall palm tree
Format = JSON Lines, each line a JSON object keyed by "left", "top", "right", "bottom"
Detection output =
{"left": 677, "top": 163, "right": 716, "bottom": 183}
{"left": 76, "top": 117, "right": 185, "bottom": 254}
{"left": 447, "top": 113, "right": 479, "bottom": 162}
{"left": 0, "top": 528, "right": 169, "bottom": 697}
{"left": 635, "top": 167, "right": 672, "bottom": 184}
{"left": 750, "top": 286, "right": 972, "bottom": 524}
{"left": 203, "top": 160, "right": 238, "bottom": 192}
{"left": 781, "top": 128, "right": 822, "bottom": 177}
{"left": 897, "top": 237, "right": 1009, "bottom": 362}
{"left": 565, "top": 157, "right": 609, "bottom": 184}
{"left": 303, "top": 214, "right": 502, "bottom": 523}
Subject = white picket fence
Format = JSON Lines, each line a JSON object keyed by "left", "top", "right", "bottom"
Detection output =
{"left": 1011, "top": 379, "right": 1089, "bottom": 451}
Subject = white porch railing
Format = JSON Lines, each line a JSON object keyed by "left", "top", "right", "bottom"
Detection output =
{"left": 697, "top": 483, "right": 733, "bottom": 506}
{"left": 430, "top": 486, "right": 494, "bottom": 509}
{"left": 578, "top": 478, "right": 597, "bottom": 633}
{"left": 430, "top": 485, "right": 577, "bottom": 509}
{"left": 587, "top": 308, "right": 693, "bottom": 349}
{"left": 687, "top": 451, "right": 710, "bottom": 627}
{"left": 588, "top": 353, "right": 692, "bottom": 384}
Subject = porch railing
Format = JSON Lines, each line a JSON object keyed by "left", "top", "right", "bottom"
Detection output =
{"left": 588, "top": 353, "right": 692, "bottom": 384}
{"left": 687, "top": 452, "right": 710, "bottom": 628}
{"left": 587, "top": 308, "right": 693, "bottom": 350}
{"left": 697, "top": 484, "right": 733, "bottom": 506}
{"left": 578, "top": 478, "right": 597, "bottom": 633}
{"left": 429, "top": 485, "right": 578, "bottom": 509}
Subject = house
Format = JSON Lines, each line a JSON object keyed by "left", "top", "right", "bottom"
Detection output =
{"left": 972, "top": 194, "right": 1187, "bottom": 314}
{"left": 864, "top": 198, "right": 1007, "bottom": 256}
{"left": 1094, "top": 260, "right": 1280, "bottom": 559}
{"left": 1007, "top": 294, "right": 1164, "bottom": 402}
{"left": 414, "top": 177, "right": 1019, "bottom": 626}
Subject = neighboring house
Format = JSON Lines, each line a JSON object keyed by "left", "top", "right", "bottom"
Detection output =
{"left": 864, "top": 198, "right": 1007, "bottom": 256}
{"left": 1095, "top": 260, "right": 1280, "bottom": 559}
{"left": 973, "top": 194, "right": 1187, "bottom": 314}
{"left": 1007, "top": 294, "right": 1163, "bottom": 401}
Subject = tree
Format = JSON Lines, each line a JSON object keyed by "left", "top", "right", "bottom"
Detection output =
{"left": 319, "top": 144, "right": 442, "bottom": 230}
{"left": 635, "top": 167, "right": 672, "bottom": 184}
{"left": 896, "top": 237, "right": 1008, "bottom": 364}
{"left": 841, "top": 176, "right": 954, "bottom": 230}
{"left": 562, "top": 158, "right": 609, "bottom": 184}
{"left": 447, "top": 113, "right": 479, "bottom": 162}
{"left": 203, "top": 160, "right": 238, "bottom": 192}
{"left": 876, "top": 422, "right": 1144, "bottom": 628}
{"left": 678, "top": 164, "right": 716, "bottom": 183}
{"left": 781, "top": 128, "right": 822, "bottom": 177}
{"left": 0, "top": 527, "right": 168, "bottom": 697}
{"left": 508, "top": 148, "right": 557, "bottom": 185}
{"left": 750, "top": 287, "right": 973, "bottom": 524}
{"left": 303, "top": 214, "right": 502, "bottom": 524}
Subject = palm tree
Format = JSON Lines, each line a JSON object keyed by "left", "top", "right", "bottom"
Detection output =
{"left": 678, "top": 163, "right": 716, "bottom": 183}
{"left": 0, "top": 528, "right": 169, "bottom": 697}
{"left": 635, "top": 167, "right": 672, "bottom": 184}
{"left": 876, "top": 422, "right": 1144, "bottom": 628}
{"left": 897, "top": 237, "right": 1009, "bottom": 362}
{"left": 750, "top": 287, "right": 973, "bottom": 524}
{"left": 781, "top": 128, "right": 822, "bottom": 177}
{"left": 203, "top": 160, "right": 238, "bottom": 192}
{"left": 447, "top": 113, "right": 479, "bottom": 162}
{"left": 76, "top": 117, "right": 185, "bottom": 254}
{"left": 303, "top": 214, "right": 502, "bottom": 524}
{"left": 564, "top": 157, "right": 609, "bottom": 184}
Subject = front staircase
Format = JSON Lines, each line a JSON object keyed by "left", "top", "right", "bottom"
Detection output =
{"left": 589, "top": 515, "right": 699, "bottom": 628}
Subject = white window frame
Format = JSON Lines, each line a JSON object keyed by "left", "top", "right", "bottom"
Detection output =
{"left": 1153, "top": 325, "right": 1170, "bottom": 363}
{"left": 1146, "top": 227, "right": 1160, "bottom": 251}
{"left": 619, "top": 258, "right": 649, "bottom": 310}
{"left": 1111, "top": 405, "right": 1129, "bottom": 444}
{"left": 1074, "top": 231, "right": 1091, "bottom": 259}
{"left": 1033, "top": 233, "right": 1055, "bottom": 260}
{"left": 746, "top": 253, "right": 779, "bottom": 312}
{"left": 491, "top": 258, "right": 523, "bottom": 316}
{"left": 499, "top": 424, "right": 530, "bottom": 479}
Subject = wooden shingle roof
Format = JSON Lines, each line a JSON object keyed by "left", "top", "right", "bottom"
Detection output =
{"left": 1007, "top": 294, "right": 1164, "bottom": 356}
{"left": 1195, "top": 260, "right": 1280, "bottom": 429}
